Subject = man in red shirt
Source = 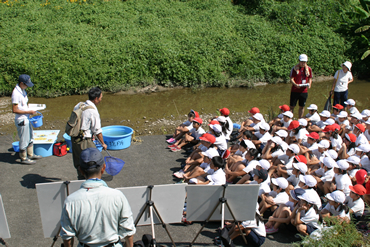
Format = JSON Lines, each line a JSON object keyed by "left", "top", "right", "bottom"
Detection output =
{"left": 290, "top": 54, "right": 313, "bottom": 118}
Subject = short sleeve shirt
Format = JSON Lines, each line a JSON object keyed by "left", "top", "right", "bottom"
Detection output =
{"left": 290, "top": 66, "right": 313, "bottom": 93}
{"left": 11, "top": 84, "right": 29, "bottom": 120}
{"left": 334, "top": 70, "right": 353, "bottom": 92}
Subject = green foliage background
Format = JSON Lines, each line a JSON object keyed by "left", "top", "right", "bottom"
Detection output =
{"left": 0, "top": 0, "right": 357, "bottom": 97}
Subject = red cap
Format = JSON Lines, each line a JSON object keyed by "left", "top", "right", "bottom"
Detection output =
{"left": 288, "top": 120, "right": 300, "bottom": 130}
{"left": 306, "top": 132, "right": 320, "bottom": 140}
{"left": 332, "top": 124, "right": 340, "bottom": 131}
{"left": 199, "top": 133, "right": 216, "bottom": 144}
{"left": 323, "top": 125, "right": 334, "bottom": 133}
{"left": 279, "top": 105, "right": 290, "bottom": 112}
{"left": 356, "top": 169, "right": 367, "bottom": 185}
{"left": 345, "top": 133, "right": 357, "bottom": 143}
{"left": 193, "top": 117, "right": 203, "bottom": 125}
{"left": 190, "top": 109, "right": 199, "bottom": 118}
{"left": 209, "top": 120, "right": 220, "bottom": 126}
{"left": 219, "top": 108, "right": 230, "bottom": 116}
{"left": 294, "top": 155, "right": 307, "bottom": 164}
{"left": 350, "top": 184, "right": 366, "bottom": 196}
{"left": 333, "top": 104, "right": 344, "bottom": 110}
{"left": 248, "top": 107, "right": 260, "bottom": 114}
{"left": 355, "top": 123, "right": 365, "bottom": 133}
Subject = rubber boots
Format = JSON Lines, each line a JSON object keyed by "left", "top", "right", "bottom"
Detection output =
{"left": 19, "top": 150, "right": 35, "bottom": 165}
{"left": 27, "top": 144, "right": 42, "bottom": 160}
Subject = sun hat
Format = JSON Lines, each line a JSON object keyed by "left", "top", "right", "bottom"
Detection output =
{"left": 355, "top": 123, "right": 365, "bottom": 133}
{"left": 216, "top": 116, "right": 226, "bottom": 123}
{"left": 241, "top": 139, "right": 256, "bottom": 150}
{"left": 199, "top": 133, "right": 216, "bottom": 144}
{"left": 345, "top": 133, "right": 357, "bottom": 143}
{"left": 19, "top": 74, "right": 34, "bottom": 87}
{"left": 327, "top": 149, "right": 338, "bottom": 160}
{"left": 193, "top": 117, "right": 203, "bottom": 125}
{"left": 253, "top": 113, "right": 264, "bottom": 121}
{"left": 290, "top": 188, "right": 305, "bottom": 201}
{"left": 319, "top": 110, "right": 331, "bottom": 118}
{"left": 349, "top": 184, "right": 366, "bottom": 196}
{"left": 248, "top": 107, "right": 260, "bottom": 114}
{"left": 335, "top": 160, "right": 349, "bottom": 170}
{"left": 362, "top": 109, "right": 370, "bottom": 118}
{"left": 80, "top": 148, "right": 104, "bottom": 170}
{"left": 323, "top": 157, "right": 336, "bottom": 168}
{"left": 201, "top": 148, "right": 219, "bottom": 159}
{"left": 356, "top": 169, "right": 367, "bottom": 185}
{"left": 282, "top": 111, "right": 293, "bottom": 118}
{"left": 356, "top": 144, "right": 370, "bottom": 153}
{"left": 210, "top": 124, "right": 222, "bottom": 133}
{"left": 298, "top": 190, "right": 317, "bottom": 204}
{"left": 294, "top": 155, "right": 307, "bottom": 164}
{"left": 271, "top": 136, "right": 283, "bottom": 146}
{"left": 347, "top": 156, "right": 361, "bottom": 165}
{"left": 293, "top": 162, "right": 308, "bottom": 174}
{"left": 279, "top": 105, "right": 290, "bottom": 112}
{"left": 259, "top": 122, "right": 270, "bottom": 131}
{"left": 326, "top": 190, "right": 346, "bottom": 204}
{"left": 288, "top": 120, "right": 300, "bottom": 130}
{"left": 333, "top": 104, "right": 344, "bottom": 110}
{"left": 272, "top": 177, "right": 289, "bottom": 190}
{"left": 219, "top": 108, "right": 230, "bottom": 116}
{"left": 344, "top": 99, "right": 355, "bottom": 106}
{"left": 253, "top": 168, "right": 268, "bottom": 182}
{"left": 299, "top": 54, "right": 308, "bottom": 62}
{"left": 307, "top": 104, "right": 318, "bottom": 110}
{"left": 337, "top": 111, "right": 348, "bottom": 118}
{"left": 304, "top": 175, "right": 317, "bottom": 187}
{"left": 298, "top": 119, "right": 308, "bottom": 127}
{"left": 323, "top": 119, "right": 335, "bottom": 126}
{"left": 299, "top": 174, "right": 305, "bottom": 184}
{"left": 288, "top": 144, "right": 300, "bottom": 154}
{"left": 317, "top": 140, "right": 330, "bottom": 149}
{"left": 258, "top": 159, "right": 271, "bottom": 170}
{"left": 352, "top": 113, "right": 363, "bottom": 120}
{"left": 306, "top": 132, "right": 320, "bottom": 140}
{"left": 275, "top": 130, "right": 288, "bottom": 138}
{"left": 342, "top": 61, "right": 352, "bottom": 71}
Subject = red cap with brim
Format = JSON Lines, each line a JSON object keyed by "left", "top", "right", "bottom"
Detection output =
{"left": 279, "top": 105, "right": 290, "bottom": 112}
{"left": 333, "top": 104, "right": 344, "bottom": 110}
{"left": 350, "top": 184, "right": 366, "bottom": 196}
{"left": 288, "top": 120, "right": 300, "bottom": 130}
{"left": 306, "top": 132, "right": 320, "bottom": 140}
{"left": 356, "top": 124, "right": 365, "bottom": 133}
{"left": 209, "top": 120, "right": 220, "bottom": 126}
{"left": 248, "top": 107, "right": 260, "bottom": 114}
{"left": 193, "top": 117, "right": 203, "bottom": 125}
{"left": 356, "top": 169, "right": 367, "bottom": 185}
{"left": 199, "top": 133, "right": 216, "bottom": 144}
{"left": 220, "top": 108, "right": 230, "bottom": 116}
{"left": 294, "top": 155, "right": 307, "bottom": 164}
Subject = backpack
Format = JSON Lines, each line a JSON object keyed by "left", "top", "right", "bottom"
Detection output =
{"left": 53, "top": 142, "right": 67, "bottom": 157}
{"left": 65, "top": 102, "right": 94, "bottom": 137}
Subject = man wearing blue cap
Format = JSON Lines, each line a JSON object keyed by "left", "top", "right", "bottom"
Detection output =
{"left": 11, "top": 74, "right": 42, "bottom": 164}
{"left": 60, "top": 148, "right": 135, "bottom": 247}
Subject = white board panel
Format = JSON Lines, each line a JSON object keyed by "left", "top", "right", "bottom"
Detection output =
{"left": 0, "top": 195, "right": 11, "bottom": 239}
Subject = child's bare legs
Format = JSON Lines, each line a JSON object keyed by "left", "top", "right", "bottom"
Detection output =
{"left": 296, "top": 224, "right": 309, "bottom": 236}
{"left": 183, "top": 166, "right": 205, "bottom": 180}
{"left": 236, "top": 174, "right": 251, "bottom": 184}
{"left": 226, "top": 163, "right": 245, "bottom": 182}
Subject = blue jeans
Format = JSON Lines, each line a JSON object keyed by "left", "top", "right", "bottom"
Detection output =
{"left": 333, "top": 90, "right": 348, "bottom": 108}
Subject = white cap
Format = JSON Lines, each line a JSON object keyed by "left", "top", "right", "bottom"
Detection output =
{"left": 299, "top": 174, "right": 305, "bottom": 184}
{"left": 335, "top": 160, "right": 349, "bottom": 170}
{"left": 307, "top": 104, "right": 318, "bottom": 110}
{"left": 361, "top": 109, "right": 370, "bottom": 118}
{"left": 356, "top": 144, "right": 370, "bottom": 153}
{"left": 299, "top": 54, "right": 308, "bottom": 62}
{"left": 243, "top": 140, "right": 256, "bottom": 150}
{"left": 282, "top": 111, "right": 293, "bottom": 118}
{"left": 317, "top": 140, "right": 330, "bottom": 149}
{"left": 323, "top": 119, "right": 335, "bottom": 125}
{"left": 275, "top": 130, "right": 288, "bottom": 138}
{"left": 202, "top": 148, "right": 219, "bottom": 159}
{"left": 350, "top": 108, "right": 358, "bottom": 115}
{"left": 319, "top": 110, "right": 331, "bottom": 118}
{"left": 327, "top": 149, "right": 338, "bottom": 160}
{"left": 259, "top": 122, "right": 270, "bottom": 131}
{"left": 272, "top": 177, "right": 289, "bottom": 189}
{"left": 210, "top": 124, "right": 222, "bottom": 133}
{"left": 271, "top": 136, "right": 283, "bottom": 146}
{"left": 342, "top": 61, "right": 352, "bottom": 71}
{"left": 347, "top": 156, "right": 360, "bottom": 165}
{"left": 298, "top": 190, "right": 317, "bottom": 204}
{"left": 366, "top": 119, "right": 370, "bottom": 125}
{"left": 216, "top": 116, "right": 226, "bottom": 123}
{"left": 288, "top": 144, "right": 300, "bottom": 154}
{"left": 344, "top": 99, "right": 355, "bottom": 106}
{"left": 304, "top": 175, "right": 317, "bottom": 187}
{"left": 337, "top": 111, "right": 348, "bottom": 118}
{"left": 351, "top": 113, "right": 363, "bottom": 120}
{"left": 298, "top": 118, "right": 308, "bottom": 127}
{"left": 326, "top": 190, "right": 346, "bottom": 204}
{"left": 253, "top": 113, "right": 264, "bottom": 121}
{"left": 258, "top": 159, "right": 271, "bottom": 170}
{"left": 293, "top": 162, "right": 308, "bottom": 174}
{"left": 323, "top": 157, "right": 336, "bottom": 168}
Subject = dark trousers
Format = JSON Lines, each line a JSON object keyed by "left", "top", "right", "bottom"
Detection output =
{"left": 71, "top": 137, "right": 96, "bottom": 180}
{"left": 333, "top": 90, "right": 348, "bottom": 108}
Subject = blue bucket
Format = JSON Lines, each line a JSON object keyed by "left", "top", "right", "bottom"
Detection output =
{"left": 63, "top": 133, "right": 72, "bottom": 153}
{"left": 34, "top": 143, "right": 54, "bottom": 157}
{"left": 93, "top": 140, "right": 103, "bottom": 152}
{"left": 233, "top": 123, "right": 241, "bottom": 129}
{"left": 102, "top": 126, "right": 133, "bottom": 150}
{"left": 30, "top": 112, "right": 43, "bottom": 128}
{"left": 12, "top": 141, "right": 20, "bottom": 152}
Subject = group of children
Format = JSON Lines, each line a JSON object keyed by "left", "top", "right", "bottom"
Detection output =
{"left": 165, "top": 98, "right": 370, "bottom": 246}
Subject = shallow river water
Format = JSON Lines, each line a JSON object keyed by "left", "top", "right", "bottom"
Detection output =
{"left": 0, "top": 80, "right": 369, "bottom": 138}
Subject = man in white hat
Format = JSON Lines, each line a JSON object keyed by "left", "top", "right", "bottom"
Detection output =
{"left": 331, "top": 61, "right": 353, "bottom": 108}
{"left": 290, "top": 54, "right": 313, "bottom": 118}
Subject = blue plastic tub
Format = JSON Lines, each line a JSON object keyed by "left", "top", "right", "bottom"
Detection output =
{"left": 233, "top": 123, "right": 241, "bottom": 129}
{"left": 93, "top": 140, "right": 103, "bottom": 152}
{"left": 34, "top": 143, "right": 54, "bottom": 157}
{"left": 30, "top": 112, "right": 43, "bottom": 128}
{"left": 63, "top": 133, "right": 73, "bottom": 153}
{"left": 12, "top": 141, "right": 19, "bottom": 152}
{"left": 102, "top": 126, "right": 133, "bottom": 150}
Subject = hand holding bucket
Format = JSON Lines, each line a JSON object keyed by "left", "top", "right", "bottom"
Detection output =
{"left": 29, "top": 111, "right": 43, "bottom": 128}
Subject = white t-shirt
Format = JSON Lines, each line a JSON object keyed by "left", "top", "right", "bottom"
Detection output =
{"left": 345, "top": 196, "right": 364, "bottom": 217}
{"left": 323, "top": 203, "right": 350, "bottom": 219}
{"left": 200, "top": 162, "right": 214, "bottom": 174}
{"left": 290, "top": 128, "right": 309, "bottom": 143}
{"left": 11, "top": 84, "right": 30, "bottom": 120}
{"left": 250, "top": 181, "right": 271, "bottom": 196}
{"left": 242, "top": 160, "right": 259, "bottom": 174}
{"left": 190, "top": 127, "right": 206, "bottom": 140}
{"left": 255, "top": 132, "right": 271, "bottom": 145}
{"left": 364, "top": 129, "right": 370, "bottom": 142}
{"left": 241, "top": 218, "right": 266, "bottom": 237}
{"left": 287, "top": 175, "right": 300, "bottom": 187}
{"left": 361, "top": 156, "right": 370, "bottom": 172}
{"left": 207, "top": 169, "right": 226, "bottom": 185}
{"left": 334, "top": 173, "right": 351, "bottom": 196}
{"left": 330, "top": 136, "right": 343, "bottom": 152}
{"left": 280, "top": 119, "right": 292, "bottom": 128}
{"left": 214, "top": 134, "right": 228, "bottom": 151}
{"left": 183, "top": 120, "right": 193, "bottom": 131}
{"left": 356, "top": 133, "right": 369, "bottom": 147}
{"left": 306, "top": 112, "right": 321, "bottom": 124}
{"left": 334, "top": 69, "right": 353, "bottom": 92}
{"left": 273, "top": 191, "right": 289, "bottom": 205}
{"left": 225, "top": 116, "right": 233, "bottom": 141}
{"left": 320, "top": 169, "right": 335, "bottom": 183}
{"left": 300, "top": 207, "right": 321, "bottom": 229}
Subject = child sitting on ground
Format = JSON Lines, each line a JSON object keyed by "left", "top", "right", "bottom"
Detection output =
{"left": 259, "top": 177, "right": 289, "bottom": 214}
{"left": 190, "top": 156, "right": 226, "bottom": 185}
{"left": 166, "top": 109, "right": 199, "bottom": 144}
{"left": 184, "top": 148, "right": 219, "bottom": 183}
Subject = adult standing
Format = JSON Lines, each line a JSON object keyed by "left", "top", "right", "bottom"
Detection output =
{"left": 60, "top": 148, "right": 136, "bottom": 247}
{"left": 290, "top": 54, "right": 313, "bottom": 119}
{"left": 72, "top": 87, "right": 107, "bottom": 180}
{"left": 330, "top": 61, "right": 353, "bottom": 108}
{"left": 11, "top": 74, "right": 42, "bottom": 164}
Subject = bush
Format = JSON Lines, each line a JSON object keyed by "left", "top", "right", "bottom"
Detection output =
{"left": 0, "top": 0, "right": 356, "bottom": 96}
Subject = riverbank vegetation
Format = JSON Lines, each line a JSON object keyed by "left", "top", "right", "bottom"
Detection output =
{"left": 0, "top": 0, "right": 366, "bottom": 97}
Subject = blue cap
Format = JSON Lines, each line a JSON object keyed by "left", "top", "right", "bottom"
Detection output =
{"left": 80, "top": 148, "right": 104, "bottom": 170}
{"left": 19, "top": 74, "right": 34, "bottom": 87}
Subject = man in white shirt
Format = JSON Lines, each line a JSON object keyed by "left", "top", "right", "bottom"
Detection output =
{"left": 61, "top": 148, "right": 135, "bottom": 247}
{"left": 72, "top": 87, "right": 107, "bottom": 180}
